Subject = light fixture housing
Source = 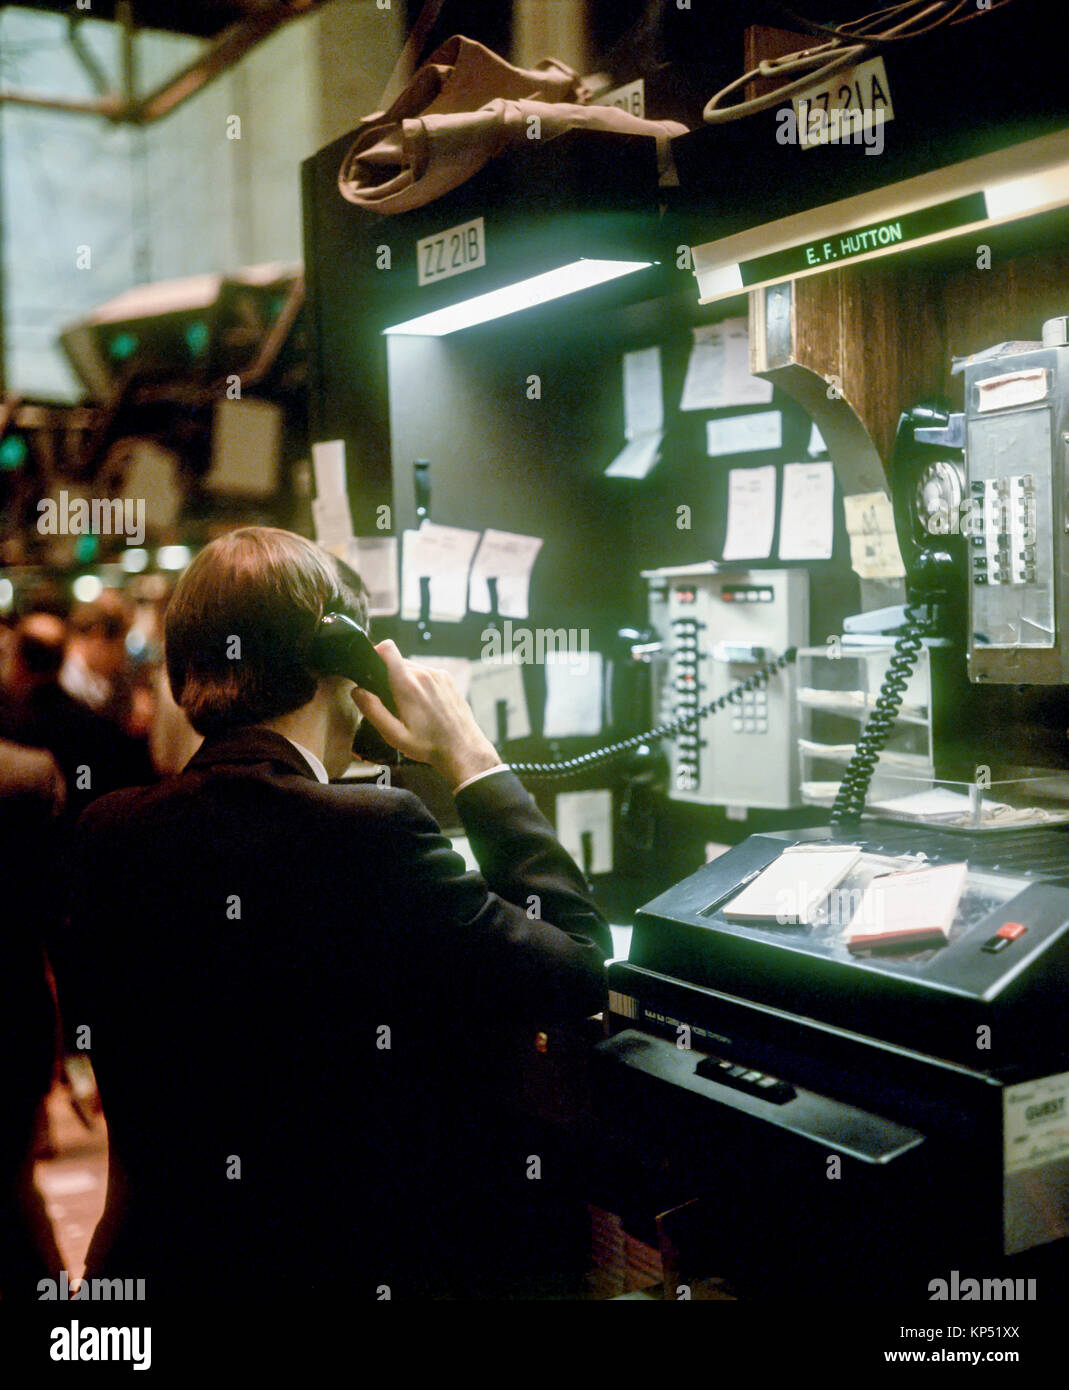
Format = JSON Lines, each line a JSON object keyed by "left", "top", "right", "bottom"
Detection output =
{"left": 383, "top": 258, "right": 655, "bottom": 336}
{"left": 690, "top": 129, "right": 1069, "bottom": 304}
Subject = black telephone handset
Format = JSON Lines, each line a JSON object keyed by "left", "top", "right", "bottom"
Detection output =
{"left": 830, "top": 399, "right": 968, "bottom": 826}
{"left": 307, "top": 613, "right": 397, "bottom": 713}
{"left": 308, "top": 614, "right": 401, "bottom": 766}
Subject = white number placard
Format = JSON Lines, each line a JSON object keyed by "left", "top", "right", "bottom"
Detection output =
{"left": 600, "top": 78, "right": 645, "bottom": 119}
{"left": 416, "top": 216, "right": 486, "bottom": 287}
{"left": 791, "top": 56, "right": 894, "bottom": 150}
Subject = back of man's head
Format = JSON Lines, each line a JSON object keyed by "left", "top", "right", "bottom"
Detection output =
{"left": 165, "top": 526, "right": 369, "bottom": 737}
{"left": 15, "top": 611, "right": 67, "bottom": 683}
{"left": 69, "top": 590, "right": 130, "bottom": 643}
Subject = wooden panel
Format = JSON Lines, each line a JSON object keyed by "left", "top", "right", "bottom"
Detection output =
{"left": 743, "top": 25, "right": 812, "bottom": 104}
{"left": 937, "top": 245, "right": 1069, "bottom": 383}
{"left": 793, "top": 261, "right": 948, "bottom": 470}
{"left": 789, "top": 242, "right": 1069, "bottom": 471}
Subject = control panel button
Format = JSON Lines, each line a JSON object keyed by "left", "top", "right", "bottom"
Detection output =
{"left": 982, "top": 922, "right": 1027, "bottom": 953}
{"left": 694, "top": 1054, "right": 796, "bottom": 1104}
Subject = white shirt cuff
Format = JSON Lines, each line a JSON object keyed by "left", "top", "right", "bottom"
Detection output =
{"left": 453, "top": 764, "right": 511, "bottom": 795}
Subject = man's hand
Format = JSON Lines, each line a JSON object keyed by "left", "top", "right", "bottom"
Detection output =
{"left": 351, "top": 640, "right": 501, "bottom": 789}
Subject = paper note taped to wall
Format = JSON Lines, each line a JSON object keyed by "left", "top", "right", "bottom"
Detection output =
{"left": 468, "top": 529, "right": 543, "bottom": 619}
{"left": 680, "top": 318, "right": 774, "bottom": 412}
{"left": 401, "top": 522, "right": 481, "bottom": 622}
{"left": 605, "top": 432, "right": 662, "bottom": 478}
{"left": 311, "top": 439, "right": 347, "bottom": 498}
{"left": 345, "top": 536, "right": 399, "bottom": 617}
{"left": 467, "top": 659, "right": 530, "bottom": 742}
{"left": 310, "top": 440, "right": 354, "bottom": 551}
{"left": 555, "top": 789, "right": 613, "bottom": 876}
{"left": 311, "top": 495, "right": 355, "bottom": 552}
{"left": 706, "top": 411, "right": 781, "bottom": 456}
{"left": 779, "top": 461, "right": 834, "bottom": 561}
{"left": 623, "top": 347, "right": 664, "bottom": 437}
{"left": 842, "top": 492, "right": 906, "bottom": 580}
{"left": 722, "top": 465, "right": 776, "bottom": 561}
{"left": 606, "top": 348, "right": 664, "bottom": 477}
{"left": 543, "top": 651, "right": 603, "bottom": 738}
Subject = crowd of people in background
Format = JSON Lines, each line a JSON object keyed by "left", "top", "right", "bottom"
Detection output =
{"left": 0, "top": 585, "right": 193, "bottom": 1296}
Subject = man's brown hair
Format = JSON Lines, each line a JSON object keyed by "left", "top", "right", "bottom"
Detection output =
{"left": 165, "top": 527, "right": 369, "bottom": 737}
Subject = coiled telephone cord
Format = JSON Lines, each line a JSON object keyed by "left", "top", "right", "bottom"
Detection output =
{"left": 508, "top": 647, "right": 798, "bottom": 781}
{"left": 829, "top": 607, "right": 931, "bottom": 827}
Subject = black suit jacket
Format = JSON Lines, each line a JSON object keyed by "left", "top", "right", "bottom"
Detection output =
{"left": 60, "top": 727, "right": 610, "bottom": 1296}
{"left": 0, "top": 742, "right": 64, "bottom": 1291}
{"left": 0, "top": 683, "right": 154, "bottom": 826}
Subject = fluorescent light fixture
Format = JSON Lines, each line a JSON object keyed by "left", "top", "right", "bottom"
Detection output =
{"left": 72, "top": 574, "right": 103, "bottom": 602}
{"left": 384, "top": 259, "right": 653, "bottom": 335}
{"left": 157, "top": 545, "right": 192, "bottom": 570}
{"left": 691, "top": 129, "right": 1069, "bottom": 304}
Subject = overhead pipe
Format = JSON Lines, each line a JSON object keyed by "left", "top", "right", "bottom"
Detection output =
{"left": 0, "top": 0, "right": 323, "bottom": 125}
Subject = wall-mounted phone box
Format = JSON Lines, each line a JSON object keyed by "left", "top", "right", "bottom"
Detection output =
{"left": 644, "top": 564, "right": 809, "bottom": 809}
{"left": 965, "top": 339, "right": 1069, "bottom": 684}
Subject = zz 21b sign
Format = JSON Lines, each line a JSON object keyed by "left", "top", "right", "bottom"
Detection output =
{"left": 416, "top": 217, "right": 486, "bottom": 286}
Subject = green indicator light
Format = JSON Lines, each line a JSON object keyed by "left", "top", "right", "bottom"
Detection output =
{"left": 74, "top": 534, "right": 99, "bottom": 562}
{"left": 109, "top": 331, "right": 139, "bottom": 362}
{"left": 185, "top": 320, "right": 210, "bottom": 355}
{"left": 0, "top": 435, "right": 28, "bottom": 470}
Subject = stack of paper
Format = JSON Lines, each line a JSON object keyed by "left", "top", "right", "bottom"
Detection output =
{"left": 844, "top": 861, "right": 967, "bottom": 951}
{"left": 721, "top": 844, "right": 863, "bottom": 925}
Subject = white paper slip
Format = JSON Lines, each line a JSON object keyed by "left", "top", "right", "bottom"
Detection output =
{"left": 311, "top": 494, "right": 355, "bottom": 552}
{"left": 311, "top": 439, "right": 347, "bottom": 499}
{"left": 467, "top": 659, "right": 530, "bottom": 742}
{"left": 721, "top": 844, "right": 863, "bottom": 924}
{"left": 868, "top": 787, "right": 977, "bottom": 820}
{"left": 798, "top": 739, "right": 858, "bottom": 759}
{"left": 779, "top": 460, "right": 835, "bottom": 560}
{"left": 410, "top": 655, "right": 473, "bottom": 700}
{"left": 680, "top": 318, "right": 774, "bottom": 412}
{"left": 722, "top": 465, "right": 776, "bottom": 560}
{"left": 555, "top": 789, "right": 612, "bottom": 875}
{"left": 605, "top": 430, "right": 662, "bottom": 478}
{"left": 623, "top": 346, "right": 664, "bottom": 437}
{"left": 401, "top": 522, "right": 481, "bottom": 623}
{"left": 543, "top": 651, "right": 603, "bottom": 738}
{"left": 706, "top": 411, "right": 781, "bottom": 457}
{"left": 468, "top": 528, "right": 543, "bottom": 620}
{"left": 845, "top": 861, "right": 968, "bottom": 950}
{"left": 843, "top": 491, "right": 906, "bottom": 580}
{"left": 345, "top": 536, "right": 399, "bottom": 617}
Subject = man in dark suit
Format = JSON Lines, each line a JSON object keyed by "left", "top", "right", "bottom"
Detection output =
{"left": 0, "top": 612, "right": 154, "bottom": 826}
{"left": 0, "top": 738, "right": 65, "bottom": 1297}
{"left": 60, "top": 526, "right": 609, "bottom": 1299}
